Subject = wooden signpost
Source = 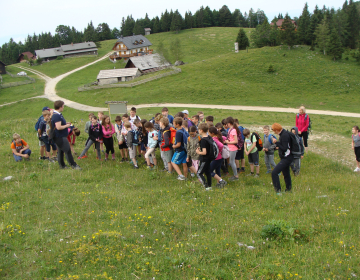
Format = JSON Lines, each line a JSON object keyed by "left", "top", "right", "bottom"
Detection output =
{"left": 105, "top": 101, "right": 128, "bottom": 120}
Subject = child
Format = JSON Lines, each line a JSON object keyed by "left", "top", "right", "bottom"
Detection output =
{"left": 290, "top": 127, "right": 305, "bottom": 176}
{"left": 38, "top": 110, "right": 56, "bottom": 162}
{"left": 196, "top": 123, "right": 212, "bottom": 190}
{"left": 187, "top": 126, "right": 201, "bottom": 177}
{"left": 162, "top": 107, "right": 174, "bottom": 124}
{"left": 35, "top": 106, "right": 50, "bottom": 160}
{"left": 83, "top": 113, "right": 95, "bottom": 158}
{"left": 115, "top": 115, "right": 128, "bottom": 162}
{"left": 78, "top": 116, "right": 102, "bottom": 160}
{"left": 134, "top": 118, "right": 143, "bottom": 158}
{"left": 198, "top": 111, "right": 205, "bottom": 123}
{"left": 191, "top": 115, "right": 200, "bottom": 129}
{"left": 209, "top": 126, "right": 227, "bottom": 188}
{"left": 67, "top": 127, "right": 80, "bottom": 155}
{"left": 182, "top": 120, "right": 189, "bottom": 135}
{"left": 171, "top": 117, "right": 188, "bottom": 180}
{"left": 215, "top": 122, "right": 229, "bottom": 176}
{"left": 129, "top": 107, "right": 141, "bottom": 123}
{"left": 243, "top": 129, "right": 260, "bottom": 177}
{"left": 11, "top": 133, "right": 31, "bottom": 162}
{"left": 144, "top": 121, "right": 158, "bottom": 169}
{"left": 205, "top": 115, "right": 214, "bottom": 126}
{"left": 352, "top": 125, "right": 360, "bottom": 172}
{"left": 263, "top": 125, "right": 277, "bottom": 174}
{"left": 125, "top": 121, "right": 139, "bottom": 169}
{"left": 160, "top": 117, "right": 174, "bottom": 173}
{"left": 234, "top": 119, "right": 246, "bottom": 174}
{"left": 224, "top": 117, "right": 241, "bottom": 181}
{"left": 102, "top": 115, "right": 115, "bottom": 161}
{"left": 98, "top": 111, "right": 104, "bottom": 153}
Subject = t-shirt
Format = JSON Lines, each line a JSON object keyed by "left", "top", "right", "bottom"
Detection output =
{"left": 245, "top": 135, "right": 257, "bottom": 153}
{"left": 199, "top": 137, "right": 211, "bottom": 161}
{"left": 130, "top": 115, "right": 141, "bottom": 123}
{"left": 175, "top": 128, "right": 186, "bottom": 152}
{"left": 11, "top": 139, "right": 27, "bottom": 153}
{"left": 228, "top": 128, "right": 238, "bottom": 152}
{"left": 353, "top": 133, "right": 360, "bottom": 147}
{"left": 148, "top": 130, "right": 158, "bottom": 149}
{"left": 52, "top": 111, "right": 68, "bottom": 138}
{"left": 39, "top": 120, "right": 48, "bottom": 137}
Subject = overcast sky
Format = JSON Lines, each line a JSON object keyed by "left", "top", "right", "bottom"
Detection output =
{"left": 0, "top": 0, "right": 344, "bottom": 46}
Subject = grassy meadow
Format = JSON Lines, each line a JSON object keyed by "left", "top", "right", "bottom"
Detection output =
{"left": 0, "top": 98, "right": 359, "bottom": 278}
{"left": 53, "top": 27, "right": 360, "bottom": 113}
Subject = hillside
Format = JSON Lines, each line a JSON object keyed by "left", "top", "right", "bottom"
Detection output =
{"left": 53, "top": 27, "right": 360, "bottom": 113}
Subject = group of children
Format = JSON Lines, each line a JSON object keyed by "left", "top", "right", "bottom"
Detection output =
{"left": 12, "top": 105, "right": 360, "bottom": 188}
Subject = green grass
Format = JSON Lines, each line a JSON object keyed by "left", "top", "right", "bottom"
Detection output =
{"left": 0, "top": 73, "right": 29, "bottom": 84}
{"left": 53, "top": 27, "right": 360, "bottom": 113}
{"left": 0, "top": 100, "right": 359, "bottom": 278}
{"left": 13, "top": 39, "right": 117, "bottom": 78}
{"left": 0, "top": 66, "right": 45, "bottom": 104}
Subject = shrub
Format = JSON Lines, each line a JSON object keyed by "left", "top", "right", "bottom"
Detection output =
{"left": 56, "top": 56, "right": 64, "bottom": 60}
{"left": 267, "top": 64, "right": 275, "bottom": 73}
{"left": 28, "top": 59, "right": 34, "bottom": 66}
{"left": 260, "top": 220, "right": 310, "bottom": 242}
{"left": 36, "top": 57, "right": 43, "bottom": 65}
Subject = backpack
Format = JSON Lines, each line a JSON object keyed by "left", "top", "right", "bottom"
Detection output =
{"left": 288, "top": 131, "right": 301, "bottom": 156}
{"left": 12, "top": 140, "right": 24, "bottom": 153}
{"left": 168, "top": 127, "right": 177, "bottom": 145}
{"left": 251, "top": 132, "right": 263, "bottom": 151}
{"left": 204, "top": 137, "right": 219, "bottom": 161}
{"left": 221, "top": 144, "right": 230, "bottom": 159}
{"left": 132, "top": 129, "right": 140, "bottom": 145}
{"left": 238, "top": 126, "right": 245, "bottom": 141}
{"left": 48, "top": 117, "right": 55, "bottom": 140}
{"left": 297, "top": 113, "right": 312, "bottom": 133}
{"left": 35, "top": 115, "right": 44, "bottom": 132}
{"left": 228, "top": 128, "right": 244, "bottom": 150}
{"left": 264, "top": 134, "right": 277, "bottom": 144}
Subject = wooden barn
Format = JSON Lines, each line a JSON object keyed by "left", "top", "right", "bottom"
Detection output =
{"left": 0, "top": 60, "right": 6, "bottom": 74}
{"left": 17, "top": 52, "right": 36, "bottom": 63}
{"left": 97, "top": 68, "right": 141, "bottom": 85}
{"left": 110, "top": 34, "right": 153, "bottom": 61}
{"left": 125, "top": 53, "right": 171, "bottom": 74}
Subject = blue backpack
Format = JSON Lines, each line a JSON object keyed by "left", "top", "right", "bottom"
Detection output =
{"left": 35, "top": 115, "right": 44, "bottom": 132}
{"left": 264, "top": 134, "right": 277, "bottom": 144}
{"left": 132, "top": 129, "right": 140, "bottom": 145}
{"left": 238, "top": 126, "right": 245, "bottom": 141}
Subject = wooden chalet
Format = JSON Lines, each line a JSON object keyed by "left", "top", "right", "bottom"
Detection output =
{"left": 0, "top": 60, "right": 6, "bottom": 74}
{"left": 270, "top": 19, "right": 297, "bottom": 30}
{"left": 17, "top": 52, "right": 36, "bottom": 63}
{"left": 110, "top": 34, "right": 153, "bottom": 61}
{"left": 125, "top": 53, "right": 170, "bottom": 74}
{"left": 97, "top": 68, "right": 141, "bottom": 85}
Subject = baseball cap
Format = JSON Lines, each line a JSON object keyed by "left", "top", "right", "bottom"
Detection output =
{"left": 42, "top": 106, "right": 50, "bottom": 111}
{"left": 182, "top": 110, "right": 189, "bottom": 114}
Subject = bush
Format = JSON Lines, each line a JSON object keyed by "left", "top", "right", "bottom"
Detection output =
{"left": 56, "top": 56, "right": 64, "bottom": 60}
{"left": 36, "top": 57, "right": 43, "bottom": 65}
{"left": 267, "top": 64, "right": 275, "bottom": 73}
{"left": 260, "top": 220, "right": 310, "bottom": 242}
{"left": 28, "top": 59, "right": 34, "bottom": 66}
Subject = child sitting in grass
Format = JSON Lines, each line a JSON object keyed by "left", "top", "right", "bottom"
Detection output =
{"left": 38, "top": 110, "right": 56, "bottom": 162}
{"left": 11, "top": 133, "right": 31, "bottom": 162}
{"left": 144, "top": 121, "right": 158, "bottom": 170}
{"left": 243, "top": 129, "right": 260, "bottom": 177}
{"left": 125, "top": 121, "right": 139, "bottom": 169}
{"left": 263, "top": 125, "right": 277, "bottom": 174}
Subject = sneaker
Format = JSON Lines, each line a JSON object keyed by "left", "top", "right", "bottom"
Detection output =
{"left": 266, "top": 170, "right": 272, "bottom": 174}
{"left": 48, "top": 158, "right": 55, "bottom": 163}
{"left": 60, "top": 165, "right": 69, "bottom": 169}
{"left": 72, "top": 165, "right": 82, "bottom": 170}
{"left": 81, "top": 155, "right": 87, "bottom": 159}
{"left": 190, "top": 173, "right": 195, "bottom": 178}
{"left": 229, "top": 176, "right": 239, "bottom": 181}
{"left": 77, "top": 156, "right": 81, "bottom": 160}
{"left": 120, "top": 158, "right": 124, "bottom": 162}
{"left": 134, "top": 165, "right": 139, "bottom": 169}
{"left": 246, "top": 173, "right": 254, "bottom": 177}
{"left": 137, "top": 154, "right": 142, "bottom": 158}
{"left": 223, "top": 172, "right": 229, "bottom": 177}
{"left": 147, "top": 165, "right": 153, "bottom": 170}
{"left": 354, "top": 167, "right": 360, "bottom": 172}
{"left": 239, "top": 169, "right": 245, "bottom": 173}
{"left": 160, "top": 168, "right": 167, "bottom": 172}
{"left": 167, "top": 171, "right": 173, "bottom": 175}
{"left": 205, "top": 187, "right": 212, "bottom": 191}
{"left": 254, "top": 174, "right": 259, "bottom": 178}
{"left": 39, "top": 156, "right": 46, "bottom": 160}
{"left": 220, "top": 180, "right": 227, "bottom": 187}
{"left": 276, "top": 192, "right": 282, "bottom": 196}
{"left": 177, "top": 175, "right": 186, "bottom": 181}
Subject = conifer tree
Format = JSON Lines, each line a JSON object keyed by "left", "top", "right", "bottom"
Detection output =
{"left": 315, "top": 18, "right": 330, "bottom": 55}
{"left": 280, "top": 14, "right": 297, "bottom": 49}
{"left": 297, "top": 3, "right": 312, "bottom": 45}
{"left": 328, "top": 27, "right": 344, "bottom": 60}
{"left": 347, "top": 0, "right": 360, "bottom": 48}
{"left": 236, "top": 28, "right": 250, "bottom": 50}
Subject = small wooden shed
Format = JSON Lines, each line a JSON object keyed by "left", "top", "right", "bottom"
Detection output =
{"left": 144, "top": 28, "right": 151, "bottom": 35}
{"left": 97, "top": 68, "right": 141, "bottom": 85}
{"left": 0, "top": 60, "right": 6, "bottom": 74}
{"left": 17, "top": 52, "right": 35, "bottom": 63}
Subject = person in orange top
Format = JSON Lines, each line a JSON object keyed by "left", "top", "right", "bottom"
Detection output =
{"left": 11, "top": 133, "right": 31, "bottom": 162}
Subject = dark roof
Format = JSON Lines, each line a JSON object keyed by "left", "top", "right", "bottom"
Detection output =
{"left": 126, "top": 53, "right": 170, "bottom": 71}
{"left": 115, "top": 35, "right": 152, "bottom": 50}
{"left": 61, "top": 42, "right": 97, "bottom": 52}
{"left": 35, "top": 42, "right": 98, "bottom": 59}
{"left": 0, "top": 60, "right": 6, "bottom": 66}
{"left": 270, "top": 19, "right": 297, "bottom": 27}
{"left": 18, "top": 52, "right": 35, "bottom": 59}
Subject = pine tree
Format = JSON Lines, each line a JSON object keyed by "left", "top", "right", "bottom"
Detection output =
{"left": 297, "top": 3, "right": 312, "bottom": 45}
{"left": 219, "top": 5, "right": 233, "bottom": 27}
{"left": 315, "top": 18, "right": 330, "bottom": 55}
{"left": 347, "top": 0, "right": 360, "bottom": 48}
{"left": 280, "top": 14, "right": 297, "bottom": 49}
{"left": 236, "top": 28, "right": 250, "bottom": 50}
{"left": 328, "top": 28, "right": 344, "bottom": 60}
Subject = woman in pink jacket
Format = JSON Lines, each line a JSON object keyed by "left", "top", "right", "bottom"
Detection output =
{"left": 295, "top": 106, "right": 309, "bottom": 152}
{"left": 101, "top": 115, "right": 115, "bottom": 160}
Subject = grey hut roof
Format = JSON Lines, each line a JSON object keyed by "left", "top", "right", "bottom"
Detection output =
{"left": 62, "top": 42, "right": 97, "bottom": 52}
{"left": 35, "top": 42, "right": 98, "bottom": 59}
{"left": 97, "top": 68, "right": 140, "bottom": 79}
{"left": 116, "top": 35, "right": 152, "bottom": 50}
{"left": 127, "top": 53, "right": 170, "bottom": 71}
{"left": 35, "top": 47, "right": 64, "bottom": 58}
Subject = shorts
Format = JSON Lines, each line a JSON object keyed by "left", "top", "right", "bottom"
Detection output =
{"left": 235, "top": 148, "right": 244, "bottom": 160}
{"left": 38, "top": 133, "right": 45, "bottom": 147}
{"left": 162, "top": 150, "right": 173, "bottom": 163}
{"left": 140, "top": 142, "right": 146, "bottom": 151}
{"left": 119, "top": 142, "right": 128, "bottom": 149}
{"left": 171, "top": 150, "right": 187, "bottom": 165}
{"left": 128, "top": 146, "right": 136, "bottom": 159}
{"left": 248, "top": 151, "right": 259, "bottom": 166}
{"left": 355, "top": 146, "right": 360, "bottom": 162}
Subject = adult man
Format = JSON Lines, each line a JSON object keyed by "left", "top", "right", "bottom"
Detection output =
{"left": 161, "top": 107, "right": 174, "bottom": 124}
{"left": 271, "top": 123, "right": 293, "bottom": 194}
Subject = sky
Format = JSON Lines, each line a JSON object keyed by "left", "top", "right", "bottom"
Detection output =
{"left": 0, "top": 0, "right": 345, "bottom": 46}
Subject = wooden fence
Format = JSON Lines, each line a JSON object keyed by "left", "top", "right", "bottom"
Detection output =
{"left": 0, "top": 71, "right": 36, "bottom": 89}
{"left": 78, "top": 67, "right": 181, "bottom": 92}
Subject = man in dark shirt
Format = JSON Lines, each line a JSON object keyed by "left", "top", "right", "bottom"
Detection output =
{"left": 271, "top": 123, "right": 293, "bottom": 194}
{"left": 196, "top": 123, "right": 212, "bottom": 190}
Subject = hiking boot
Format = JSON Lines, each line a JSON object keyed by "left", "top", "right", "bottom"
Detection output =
{"left": 229, "top": 176, "right": 239, "bottom": 181}
{"left": 72, "top": 165, "right": 82, "bottom": 170}
{"left": 177, "top": 175, "right": 186, "bottom": 181}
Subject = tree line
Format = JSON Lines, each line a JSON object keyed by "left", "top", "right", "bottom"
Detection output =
{"left": 1, "top": 2, "right": 359, "bottom": 64}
